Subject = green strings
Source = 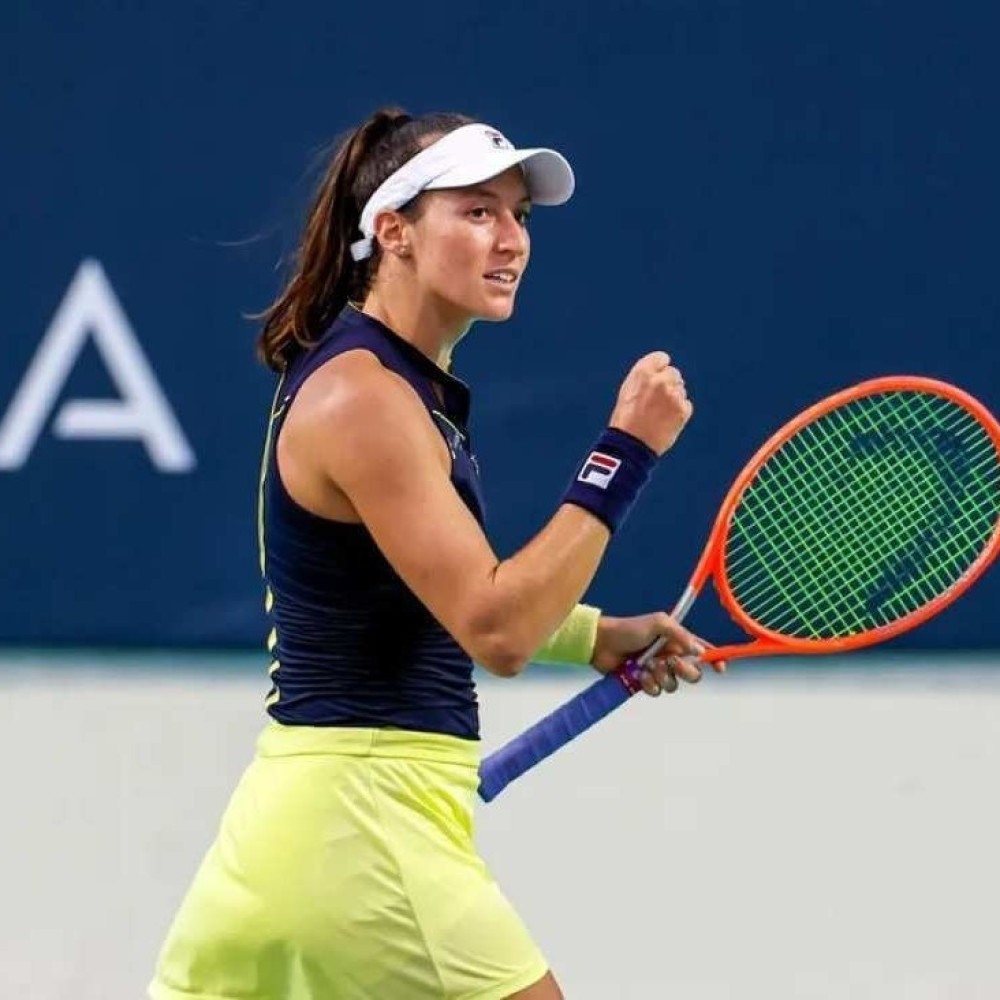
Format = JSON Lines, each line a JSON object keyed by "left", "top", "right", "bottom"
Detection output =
{"left": 724, "top": 390, "right": 1000, "bottom": 639}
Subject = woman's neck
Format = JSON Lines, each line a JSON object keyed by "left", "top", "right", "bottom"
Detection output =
{"left": 361, "top": 287, "right": 470, "bottom": 371}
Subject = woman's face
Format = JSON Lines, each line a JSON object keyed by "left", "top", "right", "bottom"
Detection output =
{"left": 407, "top": 166, "right": 532, "bottom": 325}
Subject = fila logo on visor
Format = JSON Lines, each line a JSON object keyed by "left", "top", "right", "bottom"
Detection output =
{"left": 485, "top": 129, "right": 513, "bottom": 151}
{"left": 578, "top": 451, "right": 621, "bottom": 489}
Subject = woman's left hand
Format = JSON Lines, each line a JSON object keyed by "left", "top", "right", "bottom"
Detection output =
{"left": 591, "top": 612, "right": 727, "bottom": 696}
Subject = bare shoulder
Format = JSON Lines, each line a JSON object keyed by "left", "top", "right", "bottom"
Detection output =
{"left": 284, "top": 349, "right": 442, "bottom": 480}
{"left": 293, "top": 349, "right": 413, "bottom": 417}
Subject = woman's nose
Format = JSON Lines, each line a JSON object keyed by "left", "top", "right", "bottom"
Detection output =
{"left": 496, "top": 212, "right": 528, "bottom": 256}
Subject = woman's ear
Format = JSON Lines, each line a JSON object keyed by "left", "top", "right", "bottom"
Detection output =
{"left": 373, "top": 211, "right": 412, "bottom": 259}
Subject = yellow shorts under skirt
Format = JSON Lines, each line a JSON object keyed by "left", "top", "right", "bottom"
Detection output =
{"left": 149, "top": 724, "right": 548, "bottom": 1000}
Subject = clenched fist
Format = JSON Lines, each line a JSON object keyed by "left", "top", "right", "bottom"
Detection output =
{"left": 609, "top": 352, "right": 692, "bottom": 456}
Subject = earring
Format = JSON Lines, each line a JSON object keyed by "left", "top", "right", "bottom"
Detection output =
{"left": 397, "top": 245, "right": 411, "bottom": 257}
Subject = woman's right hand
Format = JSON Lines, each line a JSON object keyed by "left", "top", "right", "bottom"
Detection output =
{"left": 608, "top": 351, "right": 693, "bottom": 456}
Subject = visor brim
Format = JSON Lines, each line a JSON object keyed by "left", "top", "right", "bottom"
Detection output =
{"left": 425, "top": 147, "right": 575, "bottom": 206}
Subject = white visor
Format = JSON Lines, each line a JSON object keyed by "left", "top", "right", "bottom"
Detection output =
{"left": 350, "top": 122, "right": 575, "bottom": 261}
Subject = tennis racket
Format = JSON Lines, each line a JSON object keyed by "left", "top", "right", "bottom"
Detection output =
{"left": 479, "top": 376, "right": 1000, "bottom": 802}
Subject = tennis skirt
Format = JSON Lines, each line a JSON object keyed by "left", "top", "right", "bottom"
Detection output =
{"left": 149, "top": 723, "right": 548, "bottom": 1000}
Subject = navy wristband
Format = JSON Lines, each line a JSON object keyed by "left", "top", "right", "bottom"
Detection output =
{"left": 561, "top": 427, "right": 659, "bottom": 533}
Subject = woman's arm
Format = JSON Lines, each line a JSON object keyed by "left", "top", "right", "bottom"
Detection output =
{"left": 281, "top": 348, "right": 689, "bottom": 676}
{"left": 534, "top": 604, "right": 725, "bottom": 696}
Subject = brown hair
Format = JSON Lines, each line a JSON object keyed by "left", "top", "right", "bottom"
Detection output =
{"left": 256, "top": 107, "right": 474, "bottom": 372}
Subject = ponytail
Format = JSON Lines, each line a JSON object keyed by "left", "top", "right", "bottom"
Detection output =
{"left": 256, "top": 107, "right": 474, "bottom": 372}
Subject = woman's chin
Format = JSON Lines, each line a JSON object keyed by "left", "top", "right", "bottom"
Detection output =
{"left": 477, "top": 297, "right": 517, "bottom": 322}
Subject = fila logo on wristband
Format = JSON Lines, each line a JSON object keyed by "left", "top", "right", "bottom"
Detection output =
{"left": 563, "top": 429, "right": 657, "bottom": 533}
{"left": 577, "top": 451, "right": 621, "bottom": 489}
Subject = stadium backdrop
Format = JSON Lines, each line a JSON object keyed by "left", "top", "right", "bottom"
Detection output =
{"left": 2, "top": 2, "right": 998, "bottom": 649}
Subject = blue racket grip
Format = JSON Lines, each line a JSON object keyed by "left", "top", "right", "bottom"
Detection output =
{"left": 478, "top": 659, "right": 643, "bottom": 802}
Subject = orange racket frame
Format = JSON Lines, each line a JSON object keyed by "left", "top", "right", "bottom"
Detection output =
{"left": 693, "top": 375, "right": 1000, "bottom": 663}
{"left": 479, "top": 375, "right": 1000, "bottom": 801}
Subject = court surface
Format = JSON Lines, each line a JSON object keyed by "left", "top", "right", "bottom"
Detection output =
{"left": 2, "top": 651, "right": 998, "bottom": 999}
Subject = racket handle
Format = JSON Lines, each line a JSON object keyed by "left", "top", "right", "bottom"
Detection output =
{"left": 478, "top": 658, "right": 644, "bottom": 802}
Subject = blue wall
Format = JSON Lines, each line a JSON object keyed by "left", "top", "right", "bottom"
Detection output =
{"left": 2, "top": 2, "right": 998, "bottom": 648}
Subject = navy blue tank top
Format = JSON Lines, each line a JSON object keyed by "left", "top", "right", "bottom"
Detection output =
{"left": 259, "top": 307, "right": 484, "bottom": 739}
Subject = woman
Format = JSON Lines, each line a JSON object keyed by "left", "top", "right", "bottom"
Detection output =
{"left": 150, "top": 107, "right": 721, "bottom": 1000}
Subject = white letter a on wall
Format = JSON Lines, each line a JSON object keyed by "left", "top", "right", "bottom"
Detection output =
{"left": 0, "top": 259, "right": 196, "bottom": 472}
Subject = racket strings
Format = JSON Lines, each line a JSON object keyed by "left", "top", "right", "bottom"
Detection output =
{"left": 832, "top": 394, "right": 998, "bottom": 602}
{"left": 754, "top": 396, "right": 998, "bottom": 634}
{"left": 734, "top": 463, "right": 955, "bottom": 637}
{"left": 724, "top": 390, "right": 1000, "bottom": 639}
{"left": 755, "top": 396, "right": 997, "bottom": 633}
{"left": 734, "top": 398, "right": 993, "bottom": 631}
{"left": 729, "top": 408, "right": 922, "bottom": 633}
{"left": 864, "top": 394, "right": 1000, "bottom": 610}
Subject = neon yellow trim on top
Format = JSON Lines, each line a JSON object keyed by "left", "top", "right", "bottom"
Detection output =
{"left": 257, "top": 377, "right": 287, "bottom": 708}
{"left": 533, "top": 603, "right": 602, "bottom": 666}
{"left": 256, "top": 375, "right": 288, "bottom": 576}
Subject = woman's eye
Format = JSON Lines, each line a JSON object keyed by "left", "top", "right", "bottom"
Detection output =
{"left": 469, "top": 206, "right": 490, "bottom": 219}
{"left": 516, "top": 209, "right": 532, "bottom": 227}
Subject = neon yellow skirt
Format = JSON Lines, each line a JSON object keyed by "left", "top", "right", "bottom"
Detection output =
{"left": 149, "top": 723, "right": 547, "bottom": 1000}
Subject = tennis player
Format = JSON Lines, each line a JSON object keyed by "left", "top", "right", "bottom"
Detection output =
{"left": 150, "top": 108, "right": 721, "bottom": 1000}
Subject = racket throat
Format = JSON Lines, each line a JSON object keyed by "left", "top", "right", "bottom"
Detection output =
{"left": 670, "top": 584, "right": 698, "bottom": 624}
